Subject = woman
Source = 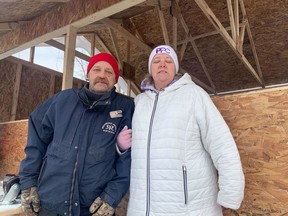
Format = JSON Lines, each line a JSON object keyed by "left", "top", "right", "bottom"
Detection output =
{"left": 127, "top": 45, "right": 245, "bottom": 216}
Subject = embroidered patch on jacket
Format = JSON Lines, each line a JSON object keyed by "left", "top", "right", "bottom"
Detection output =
{"left": 102, "top": 122, "right": 117, "bottom": 134}
{"left": 109, "top": 110, "right": 123, "bottom": 118}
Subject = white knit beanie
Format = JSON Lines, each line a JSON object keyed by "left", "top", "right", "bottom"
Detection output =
{"left": 148, "top": 45, "right": 179, "bottom": 74}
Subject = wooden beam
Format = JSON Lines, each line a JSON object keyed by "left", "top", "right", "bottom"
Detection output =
{"left": 126, "top": 18, "right": 145, "bottom": 42}
{"left": 174, "top": 0, "right": 216, "bottom": 92}
{"left": 10, "top": 62, "right": 22, "bottom": 121}
{"left": 90, "top": 33, "right": 95, "bottom": 56}
{"left": 49, "top": 74, "right": 56, "bottom": 97}
{"left": 45, "top": 39, "right": 90, "bottom": 61}
{"left": 130, "top": 80, "right": 141, "bottom": 95}
{"left": 239, "top": 0, "right": 264, "bottom": 82}
{"left": 0, "top": 22, "right": 19, "bottom": 31}
{"left": 177, "top": 22, "right": 245, "bottom": 44}
{"left": 194, "top": 0, "right": 264, "bottom": 87}
{"left": 29, "top": 47, "right": 35, "bottom": 63}
{"left": 101, "top": 18, "right": 152, "bottom": 53}
{"left": 227, "top": 0, "right": 236, "bottom": 42}
{"left": 0, "top": 0, "right": 146, "bottom": 60}
{"left": 127, "top": 79, "right": 131, "bottom": 96}
{"left": 94, "top": 33, "right": 111, "bottom": 54}
{"left": 6, "top": 56, "right": 84, "bottom": 83}
{"left": 126, "top": 40, "right": 131, "bottom": 63}
{"left": 234, "top": 0, "right": 239, "bottom": 38}
{"left": 108, "top": 27, "right": 123, "bottom": 72}
{"left": 156, "top": 4, "right": 170, "bottom": 45}
{"left": 181, "top": 68, "right": 215, "bottom": 93}
{"left": 172, "top": 16, "right": 178, "bottom": 50}
{"left": 62, "top": 25, "right": 77, "bottom": 90}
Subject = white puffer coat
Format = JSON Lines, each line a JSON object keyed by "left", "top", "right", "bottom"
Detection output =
{"left": 127, "top": 73, "right": 245, "bottom": 216}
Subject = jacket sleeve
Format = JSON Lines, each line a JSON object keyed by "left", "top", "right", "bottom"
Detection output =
{"left": 194, "top": 86, "right": 245, "bottom": 210}
{"left": 19, "top": 95, "right": 56, "bottom": 190}
{"left": 100, "top": 99, "right": 135, "bottom": 209}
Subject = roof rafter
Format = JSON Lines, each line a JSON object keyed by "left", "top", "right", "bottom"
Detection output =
{"left": 156, "top": 3, "right": 170, "bottom": 45}
{"left": 101, "top": 17, "right": 152, "bottom": 53}
{"left": 173, "top": 0, "right": 216, "bottom": 93}
{"left": 44, "top": 39, "right": 90, "bottom": 61}
{"left": 194, "top": 0, "right": 265, "bottom": 87}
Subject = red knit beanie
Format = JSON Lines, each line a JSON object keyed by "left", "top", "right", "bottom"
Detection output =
{"left": 86, "top": 53, "right": 120, "bottom": 82}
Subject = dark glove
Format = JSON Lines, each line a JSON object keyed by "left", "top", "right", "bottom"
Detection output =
{"left": 21, "top": 186, "right": 41, "bottom": 216}
{"left": 89, "top": 197, "right": 115, "bottom": 216}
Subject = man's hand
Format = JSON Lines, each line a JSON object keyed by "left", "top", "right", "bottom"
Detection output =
{"left": 21, "top": 186, "right": 41, "bottom": 216}
{"left": 116, "top": 125, "right": 132, "bottom": 151}
{"left": 89, "top": 197, "right": 115, "bottom": 216}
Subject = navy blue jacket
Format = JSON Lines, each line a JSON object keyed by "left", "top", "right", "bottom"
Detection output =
{"left": 19, "top": 86, "right": 134, "bottom": 216}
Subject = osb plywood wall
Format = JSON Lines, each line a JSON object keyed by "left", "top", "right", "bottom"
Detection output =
{"left": 0, "top": 58, "right": 86, "bottom": 123}
{"left": 0, "top": 86, "right": 287, "bottom": 215}
{"left": 0, "top": 120, "right": 27, "bottom": 179}
{"left": 212, "top": 86, "right": 288, "bottom": 216}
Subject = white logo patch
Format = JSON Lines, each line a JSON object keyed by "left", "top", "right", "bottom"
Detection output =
{"left": 102, "top": 122, "right": 117, "bottom": 134}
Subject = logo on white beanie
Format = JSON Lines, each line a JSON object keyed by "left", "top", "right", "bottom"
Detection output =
{"left": 148, "top": 45, "right": 179, "bottom": 74}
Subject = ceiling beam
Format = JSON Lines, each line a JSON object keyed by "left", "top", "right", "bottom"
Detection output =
{"left": 94, "top": 33, "right": 112, "bottom": 54}
{"left": 156, "top": 3, "right": 170, "bottom": 45}
{"left": 174, "top": 0, "right": 216, "bottom": 93}
{"left": 177, "top": 22, "right": 245, "bottom": 44}
{"left": 44, "top": 39, "right": 90, "bottom": 61}
{"left": 101, "top": 18, "right": 152, "bottom": 53}
{"left": 194, "top": 0, "right": 265, "bottom": 87}
{"left": 239, "top": 0, "right": 264, "bottom": 82}
{"left": 0, "top": 0, "right": 146, "bottom": 60}
{"left": 227, "top": 0, "right": 236, "bottom": 42}
{"left": 108, "top": 27, "right": 123, "bottom": 71}
{"left": 0, "top": 22, "right": 19, "bottom": 31}
{"left": 181, "top": 68, "right": 214, "bottom": 93}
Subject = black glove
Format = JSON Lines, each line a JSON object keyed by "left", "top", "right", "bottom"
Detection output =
{"left": 89, "top": 197, "right": 115, "bottom": 216}
{"left": 21, "top": 186, "right": 41, "bottom": 216}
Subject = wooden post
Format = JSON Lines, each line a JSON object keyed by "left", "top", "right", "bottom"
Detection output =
{"left": 62, "top": 25, "right": 77, "bottom": 90}
{"left": 10, "top": 62, "right": 22, "bottom": 121}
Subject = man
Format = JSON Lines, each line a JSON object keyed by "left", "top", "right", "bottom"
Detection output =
{"left": 19, "top": 52, "right": 134, "bottom": 216}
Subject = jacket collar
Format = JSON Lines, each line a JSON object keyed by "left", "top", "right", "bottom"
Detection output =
{"left": 78, "top": 84, "right": 116, "bottom": 108}
{"left": 141, "top": 73, "right": 192, "bottom": 93}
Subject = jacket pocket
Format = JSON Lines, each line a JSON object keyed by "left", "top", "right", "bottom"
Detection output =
{"left": 86, "top": 146, "right": 115, "bottom": 165}
{"left": 47, "top": 140, "right": 71, "bottom": 159}
{"left": 182, "top": 165, "right": 188, "bottom": 204}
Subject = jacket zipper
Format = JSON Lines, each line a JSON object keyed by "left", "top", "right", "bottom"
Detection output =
{"left": 146, "top": 93, "right": 159, "bottom": 216}
{"left": 69, "top": 151, "right": 79, "bottom": 216}
{"left": 68, "top": 110, "right": 87, "bottom": 216}
{"left": 182, "top": 165, "right": 188, "bottom": 204}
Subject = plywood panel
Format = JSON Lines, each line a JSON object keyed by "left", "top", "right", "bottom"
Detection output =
{"left": 0, "top": 120, "right": 27, "bottom": 179}
{"left": 212, "top": 86, "right": 288, "bottom": 216}
{"left": 0, "top": 60, "right": 17, "bottom": 122}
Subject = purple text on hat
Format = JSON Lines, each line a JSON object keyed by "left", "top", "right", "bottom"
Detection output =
{"left": 155, "top": 47, "right": 171, "bottom": 54}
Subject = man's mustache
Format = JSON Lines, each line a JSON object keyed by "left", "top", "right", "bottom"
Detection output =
{"left": 94, "top": 78, "right": 109, "bottom": 84}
